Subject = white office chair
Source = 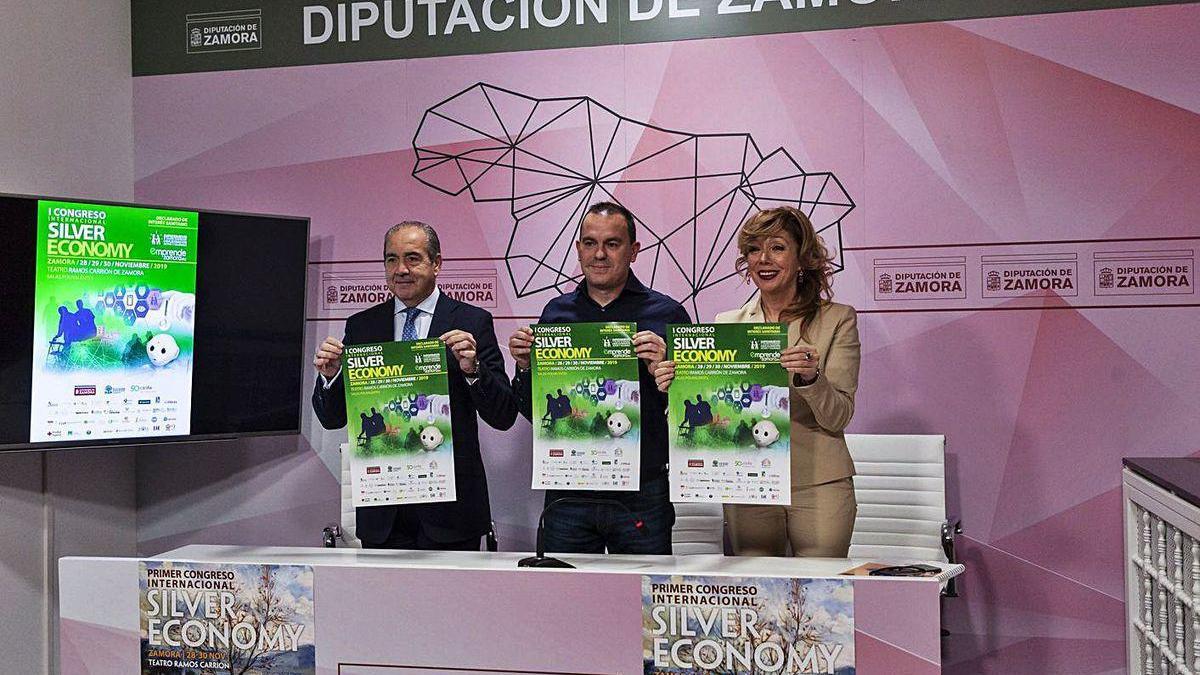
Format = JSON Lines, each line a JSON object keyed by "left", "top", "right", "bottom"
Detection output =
{"left": 671, "top": 502, "right": 725, "bottom": 555}
{"left": 668, "top": 435, "right": 960, "bottom": 580}
{"left": 845, "top": 434, "right": 951, "bottom": 560}
{"left": 846, "top": 433, "right": 960, "bottom": 595}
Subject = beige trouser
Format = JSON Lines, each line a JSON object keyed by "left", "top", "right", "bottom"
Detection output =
{"left": 725, "top": 477, "right": 857, "bottom": 557}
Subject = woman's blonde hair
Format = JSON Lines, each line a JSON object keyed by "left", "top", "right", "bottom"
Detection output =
{"left": 734, "top": 206, "right": 833, "bottom": 337}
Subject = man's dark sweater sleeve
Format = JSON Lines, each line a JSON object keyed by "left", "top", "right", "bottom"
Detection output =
{"left": 512, "top": 307, "right": 556, "bottom": 423}
{"left": 466, "top": 312, "right": 518, "bottom": 431}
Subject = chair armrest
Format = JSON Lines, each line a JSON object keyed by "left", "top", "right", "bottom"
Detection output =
{"left": 940, "top": 519, "right": 962, "bottom": 597}
{"left": 941, "top": 519, "right": 961, "bottom": 561}
{"left": 322, "top": 524, "right": 343, "bottom": 548}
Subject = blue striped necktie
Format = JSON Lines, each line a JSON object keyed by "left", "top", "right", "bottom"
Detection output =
{"left": 400, "top": 306, "right": 420, "bottom": 341}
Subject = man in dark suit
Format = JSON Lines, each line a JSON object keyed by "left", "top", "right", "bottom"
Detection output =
{"left": 312, "top": 221, "right": 517, "bottom": 550}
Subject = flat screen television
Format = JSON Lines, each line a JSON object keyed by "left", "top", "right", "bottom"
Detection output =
{"left": 0, "top": 193, "right": 310, "bottom": 451}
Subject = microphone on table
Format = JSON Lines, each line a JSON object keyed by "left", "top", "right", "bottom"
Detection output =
{"left": 518, "top": 497, "right": 646, "bottom": 568}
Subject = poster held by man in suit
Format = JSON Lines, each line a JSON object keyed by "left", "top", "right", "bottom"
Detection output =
{"left": 312, "top": 221, "right": 517, "bottom": 550}
{"left": 342, "top": 338, "right": 455, "bottom": 507}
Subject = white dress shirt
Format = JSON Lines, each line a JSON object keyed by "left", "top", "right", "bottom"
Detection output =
{"left": 393, "top": 286, "right": 440, "bottom": 340}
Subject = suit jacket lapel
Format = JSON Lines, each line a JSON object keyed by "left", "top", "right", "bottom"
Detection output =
{"left": 739, "top": 295, "right": 805, "bottom": 348}
{"left": 736, "top": 296, "right": 770, "bottom": 336}
{"left": 741, "top": 296, "right": 763, "bottom": 324}
{"left": 427, "top": 291, "right": 455, "bottom": 339}
{"left": 364, "top": 301, "right": 395, "bottom": 344}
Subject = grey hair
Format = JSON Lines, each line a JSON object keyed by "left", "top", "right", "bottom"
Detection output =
{"left": 384, "top": 221, "right": 441, "bottom": 260}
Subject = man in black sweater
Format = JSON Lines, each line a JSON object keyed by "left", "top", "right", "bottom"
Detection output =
{"left": 509, "top": 202, "right": 690, "bottom": 555}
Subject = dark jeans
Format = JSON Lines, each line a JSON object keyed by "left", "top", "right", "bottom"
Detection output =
{"left": 542, "top": 476, "right": 674, "bottom": 555}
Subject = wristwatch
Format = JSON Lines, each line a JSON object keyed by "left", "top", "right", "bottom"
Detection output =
{"left": 793, "top": 367, "right": 820, "bottom": 387}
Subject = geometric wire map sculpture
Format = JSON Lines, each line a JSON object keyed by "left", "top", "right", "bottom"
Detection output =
{"left": 413, "top": 83, "right": 854, "bottom": 317}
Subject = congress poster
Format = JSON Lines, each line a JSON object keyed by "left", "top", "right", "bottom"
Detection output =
{"left": 667, "top": 323, "right": 791, "bottom": 504}
{"left": 140, "top": 561, "right": 315, "bottom": 675}
{"left": 643, "top": 574, "right": 854, "bottom": 674}
{"left": 30, "top": 200, "right": 198, "bottom": 442}
{"left": 531, "top": 322, "right": 641, "bottom": 490}
{"left": 342, "top": 339, "right": 455, "bottom": 506}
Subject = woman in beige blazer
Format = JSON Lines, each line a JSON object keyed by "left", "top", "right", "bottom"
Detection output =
{"left": 655, "top": 206, "right": 860, "bottom": 557}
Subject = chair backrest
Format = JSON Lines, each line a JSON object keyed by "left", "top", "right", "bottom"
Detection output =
{"left": 846, "top": 434, "right": 948, "bottom": 563}
{"left": 338, "top": 443, "right": 363, "bottom": 548}
{"left": 671, "top": 502, "right": 725, "bottom": 555}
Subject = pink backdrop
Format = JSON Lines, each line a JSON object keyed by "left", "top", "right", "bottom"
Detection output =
{"left": 132, "top": 4, "right": 1200, "bottom": 672}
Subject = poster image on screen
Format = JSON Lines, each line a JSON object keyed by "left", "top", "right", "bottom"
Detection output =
{"left": 31, "top": 201, "right": 199, "bottom": 442}
{"left": 0, "top": 193, "right": 309, "bottom": 452}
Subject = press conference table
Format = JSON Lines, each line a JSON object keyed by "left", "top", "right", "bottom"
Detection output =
{"left": 60, "top": 544, "right": 956, "bottom": 674}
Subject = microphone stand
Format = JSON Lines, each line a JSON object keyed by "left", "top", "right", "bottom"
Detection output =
{"left": 517, "top": 497, "right": 646, "bottom": 568}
